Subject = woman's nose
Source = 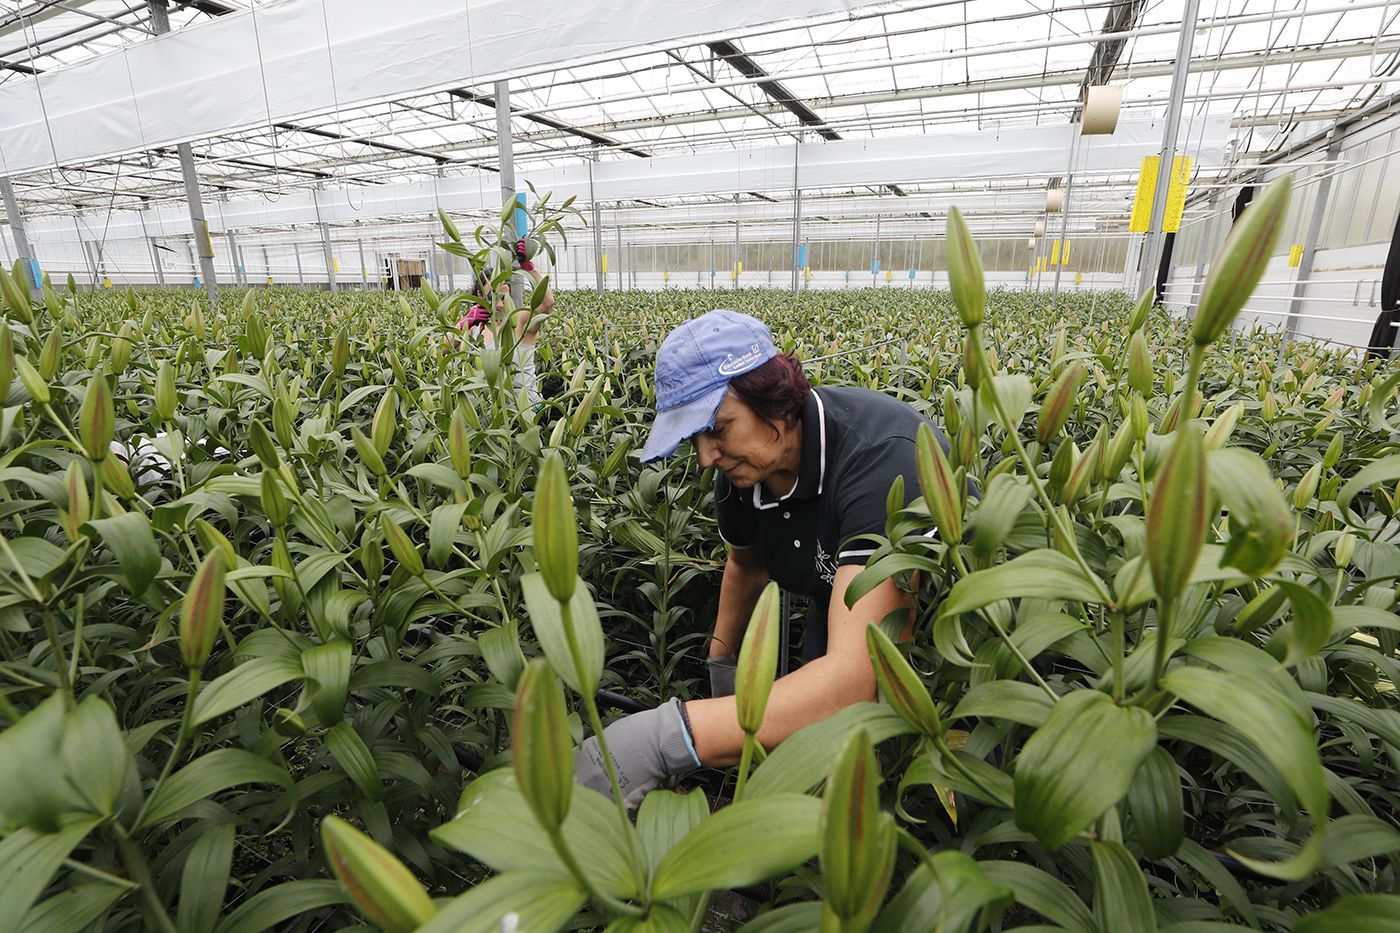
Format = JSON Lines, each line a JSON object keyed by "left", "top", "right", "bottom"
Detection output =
{"left": 694, "top": 434, "right": 720, "bottom": 469}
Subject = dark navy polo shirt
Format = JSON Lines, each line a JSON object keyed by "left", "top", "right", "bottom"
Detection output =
{"left": 714, "top": 386, "right": 945, "bottom": 656}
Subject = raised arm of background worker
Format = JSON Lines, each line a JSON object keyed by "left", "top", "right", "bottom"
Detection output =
{"left": 688, "top": 562, "right": 912, "bottom": 766}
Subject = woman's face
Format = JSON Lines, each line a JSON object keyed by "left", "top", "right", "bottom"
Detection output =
{"left": 691, "top": 392, "right": 792, "bottom": 489}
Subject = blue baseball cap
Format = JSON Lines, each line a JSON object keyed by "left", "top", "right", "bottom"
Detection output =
{"left": 640, "top": 310, "right": 777, "bottom": 462}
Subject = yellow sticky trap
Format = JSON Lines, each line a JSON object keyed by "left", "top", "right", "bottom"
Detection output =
{"left": 663, "top": 270, "right": 669, "bottom": 282}
{"left": 1289, "top": 244, "right": 1304, "bottom": 267}
{"left": 736, "top": 262, "right": 743, "bottom": 276}
{"left": 1050, "top": 240, "right": 1061, "bottom": 266}
{"left": 332, "top": 259, "right": 339, "bottom": 273}
{"left": 1062, "top": 240, "right": 1072, "bottom": 266}
{"left": 1129, "top": 156, "right": 1159, "bottom": 233}
{"left": 1075, "top": 272, "right": 1083, "bottom": 284}
{"left": 102, "top": 277, "right": 112, "bottom": 288}
{"left": 1164, "top": 156, "right": 1192, "bottom": 232}
{"left": 266, "top": 276, "right": 274, "bottom": 286}
{"left": 602, "top": 254, "right": 608, "bottom": 273}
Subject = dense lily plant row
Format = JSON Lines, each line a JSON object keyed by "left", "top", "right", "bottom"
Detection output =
{"left": 1, "top": 178, "right": 1399, "bottom": 932}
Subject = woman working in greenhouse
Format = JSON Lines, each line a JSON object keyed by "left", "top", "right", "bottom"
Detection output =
{"left": 456, "top": 238, "right": 555, "bottom": 405}
{"left": 575, "top": 309, "right": 948, "bottom": 806}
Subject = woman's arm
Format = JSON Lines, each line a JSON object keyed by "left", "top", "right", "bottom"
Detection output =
{"left": 514, "top": 267, "right": 555, "bottom": 342}
{"left": 710, "top": 546, "right": 768, "bottom": 658}
{"left": 686, "top": 564, "right": 913, "bottom": 766}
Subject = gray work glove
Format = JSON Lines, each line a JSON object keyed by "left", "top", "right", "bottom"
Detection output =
{"left": 574, "top": 698, "right": 700, "bottom": 810}
{"left": 707, "top": 653, "right": 737, "bottom": 698}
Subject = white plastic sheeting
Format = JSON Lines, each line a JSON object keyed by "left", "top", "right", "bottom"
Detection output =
{"left": 17, "top": 117, "right": 1233, "bottom": 245}
{"left": 0, "top": 0, "right": 887, "bottom": 177}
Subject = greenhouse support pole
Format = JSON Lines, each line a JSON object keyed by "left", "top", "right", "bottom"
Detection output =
{"left": 1282, "top": 134, "right": 1343, "bottom": 351}
{"left": 311, "top": 190, "right": 338, "bottom": 294}
{"left": 791, "top": 142, "right": 802, "bottom": 298}
{"left": 588, "top": 154, "right": 603, "bottom": 295}
{"left": 734, "top": 193, "right": 741, "bottom": 290}
{"left": 873, "top": 215, "right": 881, "bottom": 287}
{"left": 294, "top": 242, "right": 304, "bottom": 286}
{"left": 495, "top": 80, "right": 526, "bottom": 308}
{"left": 1136, "top": 0, "right": 1201, "bottom": 299}
{"left": 0, "top": 177, "right": 34, "bottom": 297}
{"left": 149, "top": 238, "right": 165, "bottom": 286}
{"left": 359, "top": 239, "right": 368, "bottom": 290}
{"left": 617, "top": 221, "right": 624, "bottom": 291}
{"left": 261, "top": 246, "right": 270, "bottom": 285}
{"left": 226, "top": 232, "right": 241, "bottom": 286}
{"left": 148, "top": 2, "right": 219, "bottom": 307}
{"left": 1050, "top": 130, "right": 1081, "bottom": 308}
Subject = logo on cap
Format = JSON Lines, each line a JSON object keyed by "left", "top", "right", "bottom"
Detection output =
{"left": 717, "top": 343, "right": 765, "bottom": 376}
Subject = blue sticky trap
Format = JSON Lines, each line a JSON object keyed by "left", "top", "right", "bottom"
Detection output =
{"left": 27, "top": 259, "right": 40, "bottom": 286}
{"left": 844, "top": 270, "right": 850, "bottom": 282}
{"left": 871, "top": 259, "right": 880, "bottom": 274}
{"left": 193, "top": 277, "right": 201, "bottom": 287}
{"left": 514, "top": 192, "right": 529, "bottom": 237}
{"left": 796, "top": 244, "right": 808, "bottom": 267}
{"left": 908, "top": 268, "right": 916, "bottom": 280}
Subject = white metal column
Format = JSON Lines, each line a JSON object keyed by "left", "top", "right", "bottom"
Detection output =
{"left": 0, "top": 178, "right": 34, "bottom": 298}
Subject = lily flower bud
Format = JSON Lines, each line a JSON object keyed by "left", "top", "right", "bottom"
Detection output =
{"left": 512, "top": 659, "right": 573, "bottom": 833}
{"left": 915, "top": 423, "right": 962, "bottom": 545}
{"left": 79, "top": 373, "right": 114, "bottom": 462}
{"left": 1193, "top": 177, "right": 1291, "bottom": 347}
{"left": 946, "top": 207, "right": 985, "bottom": 328}
{"left": 866, "top": 624, "right": 941, "bottom": 738}
{"left": 379, "top": 513, "right": 424, "bottom": 577}
{"left": 736, "top": 582, "right": 782, "bottom": 735}
{"left": 1147, "top": 426, "right": 1207, "bottom": 604}
{"left": 820, "top": 728, "right": 897, "bottom": 929}
{"left": 180, "top": 551, "right": 228, "bottom": 669}
{"left": 534, "top": 453, "right": 579, "bottom": 602}
{"left": 322, "top": 815, "right": 437, "bottom": 933}
{"left": 1037, "top": 361, "right": 1084, "bottom": 444}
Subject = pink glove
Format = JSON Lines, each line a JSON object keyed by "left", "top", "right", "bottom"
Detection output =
{"left": 516, "top": 239, "right": 534, "bottom": 272}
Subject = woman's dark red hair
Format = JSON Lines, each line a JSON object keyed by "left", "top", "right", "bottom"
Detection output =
{"left": 728, "top": 353, "right": 810, "bottom": 429}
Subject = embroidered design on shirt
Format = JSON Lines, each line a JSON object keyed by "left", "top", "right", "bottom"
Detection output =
{"left": 815, "top": 541, "right": 837, "bottom": 586}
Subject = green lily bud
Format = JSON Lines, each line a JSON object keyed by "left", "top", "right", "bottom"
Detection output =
{"left": 1147, "top": 426, "right": 1206, "bottom": 604}
{"left": 261, "top": 471, "right": 290, "bottom": 527}
{"left": 1062, "top": 425, "right": 1105, "bottom": 506}
{"left": 0, "top": 265, "right": 32, "bottom": 323}
{"left": 79, "top": 373, "right": 114, "bottom": 462}
{"left": 820, "top": 728, "right": 897, "bottom": 929}
{"left": 1334, "top": 532, "right": 1357, "bottom": 569}
{"left": 0, "top": 322, "right": 12, "bottom": 405}
{"left": 271, "top": 535, "right": 293, "bottom": 602}
{"left": 961, "top": 333, "right": 983, "bottom": 390}
{"left": 180, "top": 551, "right": 228, "bottom": 669}
{"left": 480, "top": 347, "right": 501, "bottom": 386}
{"left": 1128, "top": 394, "right": 1149, "bottom": 443}
{"left": 190, "top": 303, "right": 206, "bottom": 341}
{"left": 548, "top": 416, "right": 568, "bottom": 449}
{"left": 321, "top": 815, "right": 437, "bottom": 933}
{"left": 534, "top": 453, "right": 578, "bottom": 602}
{"left": 1204, "top": 402, "right": 1244, "bottom": 452}
{"left": 100, "top": 451, "right": 135, "bottom": 500}
{"left": 124, "top": 286, "right": 138, "bottom": 314}
{"left": 83, "top": 336, "right": 101, "bottom": 370}
{"left": 1193, "top": 176, "right": 1291, "bottom": 346}
{"left": 63, "top": 461, "right": 90, "bottom": 543}
{"left": 1036, "top": 361, "right": 1084, "bottom": 443}
{"left": 512, "top": 659, "right": 573, "bottom": 833}
{"left": 15, "top": 355, "right": 48, "bottom": 405}
{"left": 458, "top": 394, "right": 481, "bottom": 431}
{"left": 941, "top": 385, "right": 961, "bottom": 436}
{"left": 866, "top": 624, "right": 941, "bottom": 737}
{"left": 1102, "top": 419, "right": 1135, "bottom": 482}
{"left": 448, "top": 410, "right": 473, "bottom": 479}
{"left": 1128, "top": 288, "right": 1153, "bottom": 332}
{"left": 1323, "top": 432, "right": 1343, "bottom": 470}
{"left": 380, "top": 513, "right": 424, "bottom": 577}
{"left": 1048, "top": 438, "right": 1077, "bottom": 494}
{"left": 736, "top": 582, "right": 782, "bottom": 735}
{"left": 954, "top": 422, "right": 976, "bottom": 472}
{"left": 1050, "top": 327, "right": 1069, "bottom": 377}
{"left": 915, "top": 422, "right": 962, "bottom": 545}
{"left": 38, "top": 322, "right": 62, "bottom": 381}
{"left": 351, "top": 427, "right": 387, "bottom": 477}
{"left": 248, "top": 420, "right": 280, "bottom": 469}
{"left": 359, "top": 526, "right": 385, "bottom": 585}
{"left": 421, "top": 280, "right": 440, "bottom": 312}
{"left": 945, "top": 207, "right": 985, "bottom": 328}
{"left": 1127, "top": 331, "right": 1152, "bottom": 396}
{"left": 1294, "top": 462, "right": 1321, "bottom": 509}
{"left": 332, "top": 328, "right": 350, "bottom": 378}
{"left": 569, "top": 374, "right": 605, "bottom": 436}
{"left": 438, "top": 207, "right": 462, "bottom": 243}
{"left": 372, "top": 390, "right": 396, "bottom": 458}
{"left": 154, "top": 361, "right": 177, "bottom": 422}
{"left": 272, "top": 395, "right": 297, "bottom": 450}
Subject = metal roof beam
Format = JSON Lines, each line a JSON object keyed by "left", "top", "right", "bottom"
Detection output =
{"left": 448, "top": 88, "right": 653, "bottom": 158}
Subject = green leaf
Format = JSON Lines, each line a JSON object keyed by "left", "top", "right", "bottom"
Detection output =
{"left": 0, "top": 535, "right": 66, "bottom": 580}
{"left": 938, "top": 549, "right": 1109, "bottom": 621}
{"left": 302, "top": 640, "right": 353, "bottom": 726}
{"left": 0, "top": 692, "right": 66, "bottom": 831}
{"left": 845, "top": 553, "right": 939, "bottom": 609}
{"left": 1175, "top": 839, "right": 1259, "bottom": 928}
{"left": 1225, "top": 832, "right": 1323, "bottom": 881}
{"left": 408, "top": 462, "right": 467, "bottom": 497}
{"left": 1294, "top": 895, "right": 1400, "bottom": 933}
{"left": 0, "top": 816, "right": 102, "bottom": 921}
{"left": 1163, "top": 666, "right": 1327, "bottom": 818}
{"left": 1337, "top": 453, "right": 1400, "bottom": 518}
{"left": 432, "top": 768, "right": 641, "bottom": 899}
{"left": 1013, "top": 690, "right": 1157, "bottom": 850}
{"left": 637, "top": 789, "right": 709, "bottom": 919}
{"left": 520, "top": 572, "right": 604, "bottom": 697}
{"left": 1274, "top": 580, "right": 1334, "bottom": 667}
{"left": 970, "top": 474, "right": 1034, "bottom": 566}
{"left": 417, "top": 871, "right": 585, "bottom": 933}
{"left": 741, "top": 903, "right": 825, "bottom": 932}
{"left": 872, "top": 850, "right": 1012, "bottom": 933}
{"left": 1126, "top": 746, "right": 1183, "bottom": 858}
{"left": 178, "top": 824, "right": 235, "bottom": 933}
{"left": 651, "top": 795, "right": 820, "bottom": 900}
{"left": 325, "top": 722, "right": 383, "bottom": 801}
{"left": 1091, "top": 839, "right": 1157, "bottom": 933}
{"left": 18, "top": 883, "right": 126, "bottom": 933}
{"left": 1208, "top": 449, "right": 1291, "bottom": 577}
{"left": 953, "top": 680, "right": 1054, "bottom": 728}
{"left": 1367, "top": 368, "right": 1400, "bottom": 432}
{"left": 190, "top": 657, "right": 304, "bottom": 727}
{"left": 138, "top": 749, "right": 295, "bottom": 828}
{"left": 1306, "top": 692, "right": 1400, "bottom": 749}
{"left": 1319, "top": 814, "right": 1400, "bottom": 868}
{"left": 213, "top": 880, "right": 348, "bottom": 933}
{"left": 978, "top": 861, "right": 1094, "bottom": 933}
{"left": 747, "top": 703, "right": 913, "bottom": 799}
{"left": 84, "top": 512, "right": 160, "bottom": 597}
{"left": 428, "top": 502, "right": 468, "bottom": 569}
{"left": 479, "top": 619, "right": 526, "bottom": 691}
{"left": 60, "top": 694, "right": 131, "bottom": 816}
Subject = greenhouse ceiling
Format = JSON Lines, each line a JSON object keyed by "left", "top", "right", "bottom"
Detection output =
{"left": 1, "top": 0, "right": 1398, "bottom": 226}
